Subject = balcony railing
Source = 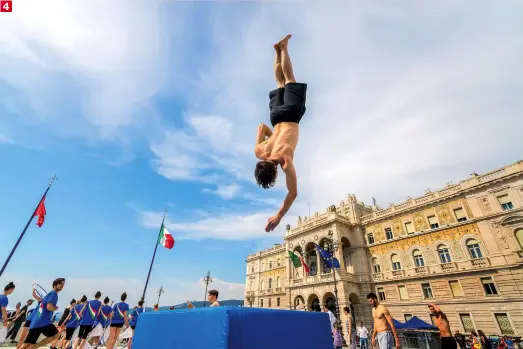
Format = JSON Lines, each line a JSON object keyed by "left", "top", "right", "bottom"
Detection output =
{"left": 259, "top": 290, "right": 265, "bottom": 294}
{"left": 275, "top": 287, "right": 282, "bottom": 292}
{"left": 293, "top": 279, "right": 303, "bottom": 285}
{"left": 320, "top": 274, "right": 334, "bottom": 281}
{"left": 414, "top": 266, "right": 428, "bottom": 275}
{"left": 372, "top": 273, "right": 383, "bottom": 281}
{"left": 440, "top": 262, "right": 457, "bottom": 272}
{"left": 470, "top": 257, "right": 489, "bottom": 268}
{"left": 392, "top": 270, "right": 405, "bottom": 278}
{"left": 266, "top": 288, "right": 272, "bottom": 294}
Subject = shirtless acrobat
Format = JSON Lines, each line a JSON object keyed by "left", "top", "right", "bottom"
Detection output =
{"left": 428, "top": 304, "right": 457, "bottom": 349}
{"left": 367, "top": 293, "right": 401, "bottom": 349}
{"left": 254, "top": 34, "right": 307, "bottom": 232}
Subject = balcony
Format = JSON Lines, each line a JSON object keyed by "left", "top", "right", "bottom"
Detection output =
{"left": 392, "top": 270, "right": 405, "bottom": 278}
{"left": 440, "top": 262, "right": 457, "bottom": 272}
{"left": 275, "top": 287, "right": 282, "bottom": 293}
{"left": 259, "top": 290, "right": 265, "bottom": 294}
{"left": 320, "top": 274, "right": 334, "bottom": 282}
{"left": 266, "top": 288, "right": 273, "bottom": 294}
{"left": 307, "top": 276, "right": 318, "bottom": 284}
{"left": 246, "top": 291, "right": 255, "bottom": 296}
{"left": 414, "top": 266, "right": 428, "bottom": 275}
{"left": 470, "top": 257, "right": 490, "bottom": 268}
{"left": 293, "top": 278, "right": 303, "bottom": 285}
{"left": 372, "top": 273, "right": 383, "bottom": 281}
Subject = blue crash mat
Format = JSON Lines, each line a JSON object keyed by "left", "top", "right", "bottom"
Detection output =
{"left": 132, "top": 306, "right": 333, "bottom": 349}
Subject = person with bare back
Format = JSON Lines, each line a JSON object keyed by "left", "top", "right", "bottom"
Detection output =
{"left": 428, "top": 304, "right": 457, "bottom": 349}
{"left": 367, "top": 293, "right": 401, "bottom": 349}
{"left": 254, "top": 34, "right": 307, "bottom": 233}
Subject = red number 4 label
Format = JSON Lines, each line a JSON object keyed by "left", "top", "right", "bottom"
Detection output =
{"left": 1, "top": 1, "right": 12, "bottom": 12}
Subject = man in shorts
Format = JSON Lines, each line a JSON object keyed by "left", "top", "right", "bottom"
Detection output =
{"left": 21, "top": 278, "right": 65, "bottom": 349}
{"left": 429, "top": 304, "right": 457, "bottom": 349}
{"left": 368, "top": 293, "right": 401, "bottom": 349}
{"left": 254, "top": 34, "right": 306, "bottom": 232}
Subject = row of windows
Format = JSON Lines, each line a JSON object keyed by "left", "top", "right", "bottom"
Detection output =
{"left": 260, "top": 297, "right": 281, "bottom": 308}
{"left": 251, "top": 259, "right": 284, "bottom": 273}
{"left": 376, "top": 276, "right": 499, "bottom": 301}
{"left": 372, "top": 239, "right": 483, "bottom": 273}
{"left": 252, "top": 276, "right": 282, "bottom": 291}
{"left": 367, "top": 207, "right": 468, "bottom": 244}
{"left": 367, "top": 194, "right": 516, "bottom": 245}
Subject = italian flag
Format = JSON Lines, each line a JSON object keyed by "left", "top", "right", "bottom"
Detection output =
{"left": 288, "top": 250, "right": 310, "bottom": 274}
{"left": 158, "top": 224, "right": 175, "bottom": 249}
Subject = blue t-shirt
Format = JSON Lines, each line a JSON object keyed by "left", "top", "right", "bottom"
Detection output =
{"left": 26, "top": 304, "right": 38, "bottom": 322}
{"left": 129, "top": 307, "right": 144, "bottom": 327}
{"left": 94, "top": 305, "right": 112, "bottom": 327}
{"left": 66, "top": 303, "right": 83, "bottom": 328}
{"left": 111, "top": 302, "right": 129, "bottom": 324}
{"left": 80, "top": 299, "right": 101, "bottom": 326}
{"left": 30, "top": 290, "right": 58, "bottom": 329}
{"left": 0, "top": 295, "right": 8, "bottom": 321}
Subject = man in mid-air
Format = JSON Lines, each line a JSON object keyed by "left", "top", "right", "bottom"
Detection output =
{"left": 254, "top": 34, "right": 307, "bottom": 232}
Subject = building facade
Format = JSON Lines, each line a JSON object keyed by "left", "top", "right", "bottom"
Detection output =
{"left": 245, "top": 160, "right": 523, "bottom": 338}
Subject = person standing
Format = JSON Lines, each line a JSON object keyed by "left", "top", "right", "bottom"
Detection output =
{"left": 127, "top": 300, "right": 145, "bottom": 349}
{"left": 58, "top": 296, "right": 85, "bottom": 349}
{"left": 343, "top": 306, "right": 357, "bottom": 349}
{"left": 357, "top": 321, "right": 369, "bottom": 349}
{"left": 21, "top": 278, "right": 65, "bottom": 349}
{"left": 367, "top": 293, "right": 401, "bottom": 349}
{"left": 7, "top": 300, "right": 31, "bottom": 343}
{"left": 428, "top": 304, "right": 457, "bottom": 349}
{"left": 106, "top": 292, "right": 129, "bottom": 349}
{"left": 1, "top": 282, "right": 16, "bottom": 327}
{"left": 50, "top": 299, "right": 75, "bottom": 349}
{"left": 454, "top": 330, "right": 466, "bottom": 349}
{"left": 90, "top": 297, "right": 112, "bottom": 347}
{"left": 74, "top": 291, "right": 102, "bottom": 349}
{"left": 478, "top": 330, "right": 493, "bottom": 349}
{"left": 16, "top": 288, "right": 43, "bottom": 349}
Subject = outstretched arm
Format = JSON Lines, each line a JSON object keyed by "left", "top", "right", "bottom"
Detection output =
{"left": 265, "top": 158, "right": 297, "bottom": 232}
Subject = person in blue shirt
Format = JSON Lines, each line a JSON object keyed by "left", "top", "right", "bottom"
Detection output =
{"left": 127, "top": 300, "right": 145, "bottom": 349}
{"left": 58, "top": 296, "right": 85, "bottom": 349}
{"left": 21, "top": 278, "right": 65, "bottom": 349}
{"left": 15, "top": 287, "right": 43, "bottom": 349}
{"left": 90, "top": 297, "right": 112, "bottom": 348}
{"left": 74, "top": 291, "right": 102, "bottom": 349}
{"left": 1, "top": 282, "right": 16, "bottom": 327}
{"left": 105, "top": 292, "right": 129, "bottom": 349}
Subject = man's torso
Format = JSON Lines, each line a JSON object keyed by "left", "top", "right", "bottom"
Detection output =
{"left": 372, "top": 305, "right": 390, "bottom": 333}
{"left": 31, "top": 290, "right": 57, "bottom": 329}
{"left": 433, "top": 315, "right": 452, "bottom": 337}
{"left": 258, "top": 123, "right": 299, "bottom": 162}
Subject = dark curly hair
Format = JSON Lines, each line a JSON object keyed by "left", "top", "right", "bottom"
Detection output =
{"left": 254, "top": 161, "right": 277, "bottom": 189}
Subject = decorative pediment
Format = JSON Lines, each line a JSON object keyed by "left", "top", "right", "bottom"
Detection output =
{"left": 499, "top": 215, "right": 523, "bottom": 227}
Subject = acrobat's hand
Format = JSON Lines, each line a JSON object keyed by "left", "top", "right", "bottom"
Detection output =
{"left": 265, "top": 215, "right": 282, "bottom": 232}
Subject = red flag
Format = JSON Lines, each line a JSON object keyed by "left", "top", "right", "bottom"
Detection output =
{"left": 34, "top": 196, "right": 47, "bottom": 227}
{"left": 298, "top": 255, "right": 310, "bottom": 275}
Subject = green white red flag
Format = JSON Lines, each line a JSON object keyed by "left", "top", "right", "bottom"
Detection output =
{"left": 158, "top": 224, "right": 175, "bottom": 249}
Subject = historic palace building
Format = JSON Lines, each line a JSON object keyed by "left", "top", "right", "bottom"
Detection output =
{"left": 245, "top": 160, "right": 523, "bottom": 337}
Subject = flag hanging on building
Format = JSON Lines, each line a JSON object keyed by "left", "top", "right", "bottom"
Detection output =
{"left": 314, "top": 243, "right": 340, "bottom": 269}
{"left": 34, "top": 196, "right": 47, "bottom": 227}
{"left": 158, "top": 224, "right": 175, "bottom": 249}
{"left": 288, "top": 250, "right": 301, "bottom": 268}
{"left": 297, "top": 254, "right": 310, "bottom": 274}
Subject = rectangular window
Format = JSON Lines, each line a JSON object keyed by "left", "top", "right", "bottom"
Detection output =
{"left": 454, "top": 208, "right": 467, "bottom": 222}
{"left": 398, "top": 285, "right": 409, "bottom": 300}
{"left": 460, "top": 314, "right": 475, "bottom": 333}
{"left": 385, "top": 228, "right": 394, "bottom": 240}
{"left": 405, "top": 222, "right": 414, "bottom": 234}
{"left": 373, "top": 264, "right": 381, "bottom": 273}
{"left": 404, "top": 314, "right": 413, "bottom": 322}
{"left": 495, "top": 313, "right": 515, "bottom": 335}
{"left": 428, "top": 215, "right": 439, "bottom": 229}
{"left": 498, "top": 195, "right": 514, "bottom": 211}
{"left": 268, "top": 298, "right": 272, "bottom": 308}
{"left": 277, "top": 297, "right": 280, "bottom": 307}
{"left": 367, "top": 233, "right": 375, "bottom": 244}
{"left": 260, "top": 299, "right": 263, "bottom": 307}
{"left": 449, "top": 280, "right": 464, "bottom": 298}
{"left": 421, "top": 283, "right": 434, "bottom": 299}
{"left": 481, "top": 277, "right": 499, "bottom": 295}
{"left": 377, "top": 287, "right": 386, "bottom": 301}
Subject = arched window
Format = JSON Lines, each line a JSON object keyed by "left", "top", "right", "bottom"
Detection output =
{"left": 260, "top": 279, "right": 264, "bottom": 290}
{"left": 277, "top": 259, "right": 281, "bottom": 266}
{"left": 269, "top": 261, "right": 273, "bottom": 269}
{"left": 310, "top": 261, "right": 317, "bottom": 276}
{"left": 413, "top": 249, "right": 425, "bottom": 267}
{"left": 438, "top": 245, "right": 452, "bottom": 263}
{"left": 516, "top": 229, "right": 523, "bottom": 250}
{"left": 276, "top": 276, "right": 280, "bottom": 288}
{"left": 367, "top": 233, "right": 375, "bottom": 244}
{"left": 268, "top": 278, "right": 273, "bottom": 289}
{"left": 251, "top": 265, "right": 254, "bottom": 273}
{"left": 466, "top": 239, "right": 483, "bottom": 259}
{"left": 260, "top": 299, "right": 264, "bottom": 307}
{"left": 372, "top": 258, "right": 381, "bottom": 273}
{"left": 391, "top": 254, "right": 402, "bottom": 270}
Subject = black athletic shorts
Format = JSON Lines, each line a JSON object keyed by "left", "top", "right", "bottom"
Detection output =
{"left": 130, "top": 325, "right": 136, "bottom": 330}
{"left": 78, "top": 324, "right": 93, "bottom": 339}
{"left": 23, "top": 320, "right": 31, "bottom": 328}
{"left": 110, "top": 322, "right": 124, "bottom": 328}
{"left": 65, "top": 327, "right": 76, "bottom": 340}
{"left": 24, "top": 324, "right": 58, "bottom": 344}
{"left": 441, "top": 336, "right": 458, "bottom": 349}
{"left": 269, "top": 83, "right": 307, "bottom": 127}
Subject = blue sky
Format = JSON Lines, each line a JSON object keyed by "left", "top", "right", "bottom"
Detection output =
{"left": 1, "top": 0, "right": 522, "bottom": 307}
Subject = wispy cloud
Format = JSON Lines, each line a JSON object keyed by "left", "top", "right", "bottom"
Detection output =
{"left": 203, "top": 183, "right": 241, "bottom": 200}
{"left": 0, "top": 134, "right": 14, "bottom": 144}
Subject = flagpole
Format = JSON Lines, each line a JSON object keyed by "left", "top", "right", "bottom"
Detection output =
{"left": 0, "top": 175, "right": 57, "bottom": 278}
{"left": 141, "top": 209, "right": 167, "bottom": 302}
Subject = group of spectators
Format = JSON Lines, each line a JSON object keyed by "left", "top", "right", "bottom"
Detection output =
{"left": 454, "top": 330, "right": 521, "bottom": 349}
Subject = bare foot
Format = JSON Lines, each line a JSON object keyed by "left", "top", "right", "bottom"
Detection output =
{"left": 277, "top": 34, "right": 292, "bottom": 49}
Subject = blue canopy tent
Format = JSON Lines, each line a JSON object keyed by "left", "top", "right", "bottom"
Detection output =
{"left": 403, "top": 316, "right": 437, "bottom": 330}
{"left": 392, "top": 318, "right": 406, "bottom": 329}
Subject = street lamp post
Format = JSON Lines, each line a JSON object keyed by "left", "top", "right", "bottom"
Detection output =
{"left": 157, "top": 286, "right": 164, "bottom": 306}
{"left": 325, "top": 230, "right": 345, "bottom": 343}
{"left": 203, "top": 270, "right": 213, "bottom": 307}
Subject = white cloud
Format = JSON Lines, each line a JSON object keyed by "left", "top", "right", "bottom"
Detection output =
{"left": 203, "top": 183, "right": 241, "bottom": 200}
{"left": 2, "top": 273, "right": 245, "bottom": 309}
